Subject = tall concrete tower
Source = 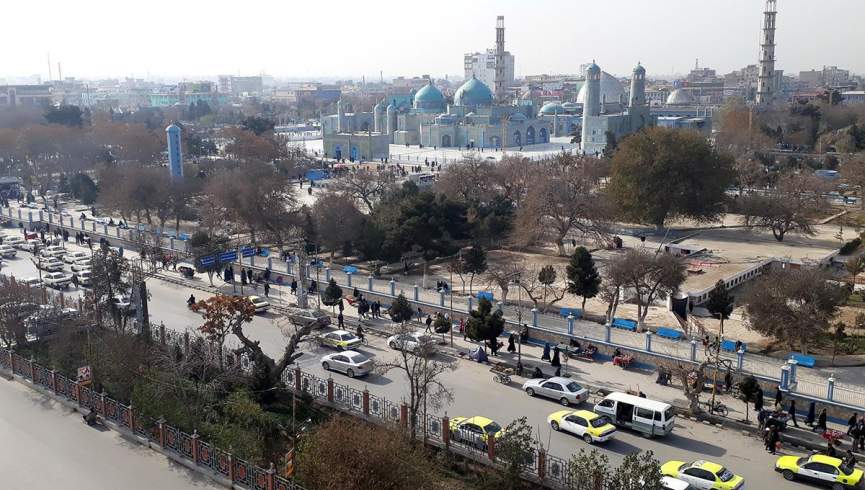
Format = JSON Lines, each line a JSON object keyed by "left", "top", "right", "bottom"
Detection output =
{"left": 756, "top": 0, "right": 778, "bottom": 105}
{"left": 494, "top": 16, "right": 506, "bottom": 103}
{"left": 166, "top": 124, "right": 184, "bottom": 181}
{"left": 581, "top": 62, "right": 602, "bottom": 152}
{"left": 629, "top": 63, "right": 647, "bottom": 108}
{"left": 336, "top": 100, "right": 344, "bottom": 132}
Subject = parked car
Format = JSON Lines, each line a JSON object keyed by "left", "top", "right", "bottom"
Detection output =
{"left": 775, "top": 454, "right": 863, "bottom": 489}
{"left": 74, "top": 270, "right": 92, "bottom": 287}
{"left": 284, "top": 306, "right": 331, "bottom": 328}
{"left": 449, "top": 416, "right": 504, "bottom": 448}
{"left": 63, "top": 251, "right": 90, "bottom": 263}
{"left": 319, "top": 330, "right": 362, "bottom": 351}
{"left": 386, "top": 331, "right": 435, "bottom": 353}
{"left": 20, "top": 239, "right": 41, "bottom": 252}
{"left": 20, "top": 277, "right": 43, "bottom": 289}
{"left": 36, "top": 257, "right": 65, "bottom": 272}
{"left": 523, "top": 376, "right": 589, "bottom": 406}
{"left": 71, "top": 259, "right": 91, "bottom": 272}
{"left": 320, "top": 350, "right": 373, "bottom": 378}
{"left": 40, "top": 245, "right": 66, "bottom": 258}
{"left": 662, "top": 476, "right": 695, "bottom": 490}
{"left": 0, "top": 244, "right": 16, "bottom": 258}
{"left": 247, "top": 295, "right": 270, "bottom": 313}
{"left": 661, "top": 460, "right": 744, "bottom": 490}
{"left": 42, "top": 272, "right": 73, "bottom": 289}
{"left": 547, "top": 409, "right": 616, "bottom": 444}
{"left": 4, "top": 236, "right": 24, "bottom": 248}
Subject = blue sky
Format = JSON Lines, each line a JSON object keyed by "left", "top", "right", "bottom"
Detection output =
{"left": 2, "top": 0, "right": 862, "bottom": 81}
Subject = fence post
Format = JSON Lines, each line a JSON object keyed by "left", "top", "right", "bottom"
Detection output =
{"left": 487, "top": 432, "right": 496, "bottom": 461}
{"left": 827, "top": 376, "right": 835, "bottom": 401}
{"left": 327, "top": 377, "right": 334, "bottom": 403}
{"left": 191, "top": 430, "right": 200, "bottom": 465}
{"left": 689, "top": 340, "right": 697, "bottom": 362}
{"left": 442, "top": 415, "right": 450, "bottom": 448}
{"left": 567, "top": 315, "right": 575, "bottom": 335}
{"left": 169, "top": 237, "right": 175, "bottom": 250}
{"left": 537, "top": 448, "right": 546, "bottom": 480}
{"left": 788, "top": 359, "right": 798, "bottom": 387}
{"left": 468, "top": 296, "right": 474, "bottom": 313}
{"left": 363, "top": 390, "right": 370, "bottom": 416}
{"left": 50, "top": 369, "right": 58, "bottom": 394}
{"left": 286, "top": 261, "right": 292, "bottom": 275}
{"left": 645, "top": 331, "right": 653, "bottom": 352}
{"left": 267, "top": 463, "right": 276, "bottom": 490}
{"left": 116, "top": 226, "right": 120, "bottom": 238}
{"left": 228, "top": 450, "right": 235, "bottom": 482}
{"left": 368, "top": 275, "right": 374, "bottom": 291}
{"left": 294, "top": 367, "right": 301, "bottom": 392}
{"left": 389, "top": 279, "right": 396, "bottom": 296}
{"left": 28, "top": 357, "right": 36, "bottom": 381}
{"left": 440, "top": 291, "right": 445, "bottom": 307}
{"left": 532, "top": 308, "right": 539, "bottom": 327}
{"left": 737, "top": 348, "right": 745, "bottom": 370}
{"left": 129, "top": 404, "right": 136, "bottom": 433}
{"left": 159, "top": 324, "right": 166, "bottom": 345}
{"left": 325, "top": 268, "right": 331, "bottom": 281}
{"left": 605, "top": 323, "right": 611, "bottom": 343}
{"left": 347, "top": 272, "right": 353, "bottom": 288}
{"left": 400, "top": 402, "right": 408, "bottom": 429}
{"left": 103, "top": 224, "right": 108, "bottom": 235}
{"left": 157, "top": 417, "right": 166, "bottom": 448}
{"left": 413, "top": 284, "right": 419, "bottom": 301}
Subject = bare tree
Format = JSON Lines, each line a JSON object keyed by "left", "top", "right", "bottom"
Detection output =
{"left": 516, "top": 264, "right": 568, "bottom": 313}
{"left": 376, "top": 322, "right": 455, "bottom": 440}
{"left": 0, "top": 276, "right": 40, "bottom": 348}
{"left": 485, "top": 261, "right": 523, "bottom": 304}
{"left": 330, "top": 169, "right": 395, "bottom": 213}
{"left": 740, "top": 172, "right": 829, "bottom": 241}
{"left": 434, "top": 155, "right": 496, "bottom": 205}
{"left": 612, "top": 249, "right": 686, "bottom": 329}
{"left": 312, "top": 193, "right": 364, "bottom": 263}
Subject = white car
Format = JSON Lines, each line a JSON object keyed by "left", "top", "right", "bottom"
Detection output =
{"left": 662, "top": 476, "right": 695, "bottom": 490}
{"left": 74, "top": 270, "right": 92, "bottom": 287}
{"left": 20, "top": 277, "right": 43, "bottom": 289}
{"left": 3, "top": 236, "right": 24, "bottom": 248}
{"left": 37, "top": 257, "right": 65, "bottom": 272}
{"left": 247, "top": 295, "right": 270, "bottom": 313}
{"left": 112, "top": 294, "right": 135, "bottom": 313}
{"left": 386, "top": 331, "right": 435, "bottom": 353}
{"left": 41, "top": 245, "right": 66, "bottom": 258}
{"left": 63, "top": 251, "right": 90, "bottom": 263}
{"left": 71, "top": 259, "right": 91, "bottom": 272}
{"left": 0, "top": 244, "right": 16, "bottom": 258}
{"left": 43, "top": 272, "right": 72, "bottom": 289}
{"left": 321, "top": 350, "right": 373, "bottom": 378}
{"left": 22, "top": 240, "right": 41, "bottom": 253}
{"left": 523, "top": 376, "right": 590, "bottom": 406}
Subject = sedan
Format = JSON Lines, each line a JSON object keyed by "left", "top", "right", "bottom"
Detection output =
{"left": 37, "top": 258, "right": 65, "bottom": 272}
{"left": 0, "top": 244, "right": 16, "bottom": 258}
{"left": 522, "top": 376, "right": 589, "bottom": 406}
{"left": 42, "top": 272, "right": 73, "bottom": 289}
{"left": 20, "top": 277, "right": 43, "bottom": 289}
{"left": 548, "top": 409, "right": 616, "bottom": 444}
{"left": 661, "top": 460, "right": 744, "bottom": 490}
{"left": 319, "top": 330, "right": 362, "bottom": 351}
{"left": 775, "top": 454, "right": 863, "bottom": 489}
{"left": 71, "top": 259, "right": 92, "bottom": 272}
{"left": 449, "top": 416, "right": 504, "bottom": 447}
{"left": 387, "top": 332, "right": 435, "bottom": 353}
{"left": 321, "top": 350, "right": 373, "bottom": 378}
{"left": 63, "top": 251, "right": 90, "bottom": 264}
{"left": 247, "top": 295, "right": 270, "bottom": 313}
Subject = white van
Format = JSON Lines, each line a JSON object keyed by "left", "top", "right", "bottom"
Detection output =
{"left": 593, "top": 392, "right": 675, "bottom": 437}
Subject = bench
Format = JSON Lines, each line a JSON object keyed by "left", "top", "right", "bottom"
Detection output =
{"left": 559, "top": 308, "right": 583, "bottom": 319}
{"left": 790, "top": 353, "right": 816, "bottom": 368}
{"left": 611, "top": 318, "right": 637, "bottom": 332}
{"left": 655, "top": 327, "right": 684, "bottom": 340}
{"left": 721, "top": 340, "right": 746, "bottom": 353}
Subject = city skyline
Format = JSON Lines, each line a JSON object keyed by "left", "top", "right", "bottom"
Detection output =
{"left": 2, "top": 0, "right": 864, "bottom": 82}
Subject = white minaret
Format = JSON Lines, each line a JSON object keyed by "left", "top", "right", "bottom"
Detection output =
{"left": 756, "top": 0, "right": 778, "bottom": 105}
{"left": 581, "top": 61, "right": 601, "bottom": 152}
{"left": 629, "top": 63, "right": 646, "bottom": 108}
{"left": 336, "top": 99, "right": 344, "bottom": 133}
{"left": 494, "top": 16, "right": 506, "bottom": 103}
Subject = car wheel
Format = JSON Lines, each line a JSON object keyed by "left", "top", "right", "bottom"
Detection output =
{"left": 525, "top": 388, "right": 535, "bottom": 397}
{"left": 551, "top": 421, "right": 560, "bottom": 431}
{"left": 346, "top": 369, "right": 355, "bottom": 378}
{"left": 832, "top": 484, "right": 844, "bottom": 490}
{"left": 582, "top": 434, "right": 593, "bottom": 444}
{"left": 560, "top": 397, "right": 570, "bottom": 406}
{"left": 389, "top": 341, "right": 397, "bottom": 350}
{"left": 322, "top": 362, "right": 330, "bottom": 371}
{"left": 781, "top": 470, "right": 795, "bottom": 481}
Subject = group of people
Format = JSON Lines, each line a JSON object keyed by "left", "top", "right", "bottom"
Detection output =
{"left": 848, "top": 413, "right": 865, "bottom": 451}
{"left": 541, "top": 343, "right": 563, "bottom": 376}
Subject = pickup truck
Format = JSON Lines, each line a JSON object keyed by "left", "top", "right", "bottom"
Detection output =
{"left": 43, "top": 272, "right": 72, "bottom": 289}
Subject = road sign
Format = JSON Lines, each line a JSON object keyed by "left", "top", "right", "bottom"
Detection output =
{"left": 219, "top": 250, "right": 237, "bottom": 262}
{"left": 198, "top": 255, "right": 215, "bottom": 267}
{"left": 241, "top": 247, "right": 256, "bottom": 258}
{"left": 77, "top": 366, "right": 92, "bottom": 386}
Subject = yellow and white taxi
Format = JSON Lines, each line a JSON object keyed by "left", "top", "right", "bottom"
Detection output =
{"left": 548, "top": 409, "right": 616, "bottom": 444}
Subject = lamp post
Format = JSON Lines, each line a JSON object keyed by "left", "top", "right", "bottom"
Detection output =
{"left": 513, "top": 278, "right": 523, "bottom": 365}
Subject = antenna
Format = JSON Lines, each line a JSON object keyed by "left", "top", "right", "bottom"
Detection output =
{"left": 47, "top": 53, "right": 52, "bottom": 81}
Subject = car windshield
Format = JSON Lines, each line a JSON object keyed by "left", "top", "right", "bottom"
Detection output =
{"left": 340, "top": 333, "right": 355, "bottom": 341}
{"left": 590, "top": 416, "right": 612, "bottom": 428}
{"left": 483, "top": 422, "right": 502, "bottom": 434}
{"left": 565, "top": 382, "right": 583, "bottom": 392}
{"left": 839, "top": 463, "right": 854, "bottom": 476}
{"left": 715, "top": 467, "right": 733, "bottom": 482}
{"left": 347, "top": 354, "right": 366, "bottom": 364}
{"left": 664, "top": 407, "right": 675, "bottom": 421}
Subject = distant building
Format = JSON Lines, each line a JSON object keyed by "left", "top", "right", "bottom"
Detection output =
{"left": 843, "top": 91, "right": 865, "bottom": 105}
{"left": 799, "top": 66, "right": 851, "bottom": 88}
{"left": 0, "top": 85, "right": 53, "bottom": 107}
{"left": 149, "top": 81, "right": 227, "bottom": 108}
{"left": 166, "top": 124, "right": 183, "bottom": 181}
{"left": 463, "top": 17, "right": 515, "bottom": 95}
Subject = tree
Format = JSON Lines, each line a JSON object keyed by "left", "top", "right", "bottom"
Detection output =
{"left": 742, "top": 267, "right": 846, "bottom": 354}
{"left": 566, "top": 448, "right": 610, "bottom": 490}
{"left": 240, "top": 116, "right": 275, "bottom": 136}
{"left": 605, "top": 451, "right": 664, "bottom": 490}
{"left": 608, "top": 127, "right": 735, "bottom": 230}
{"left": 485, "top": 262, "right": 522, "bottom": 304}
{"left": 495, "top": 417, "right": 536, "bottom": 488}
{"left": 387, "top": 294, "right": 414, "bottom": 325}
{"left": 516, "top": 264, "right": 568, "bottom": 313}
{"left": 613, "top": 249, "right": 686, "bottom": 328}
{"left": 195, "top": 295, "right": 256, "bottom": 369}
{"left": 566, "top": 247, "right": 601, "bottom": 310}
{"left": 312, "top": 193, "right": 364, "bottom": 263}
{"left": 331, "top": 170, "right": 396, "bottom": 213}
{"left": 705, "top": 279, "right": 735, "bottom": 409}
{"left": 321, "top": 279, "right": 343, "bottom": 312}
{"left": 376, "top": 322, "right": 455, "bottom": 440}
{"left": 848, "top": 255, "right": 865, "bottom": 286}
{"left": 68, "top": 173, "right": 98, "bottom": 204}
{"left": 189, "top": 231, "right": 230, "bottom": 286}
{"left": 461, "top": 245, "right": 487, "bottom": 294}
{"left": 44, "top": 105, "right": 84, "bottom": 127}
{"left": 740, "top": 172, "right": 828, "bottom": 241}
{"left": 842, "top": 157, "right": 865, "bottom": 209}
{"left": 297, "top": 416, "right": 449, "bottom": 490}
{"left": 737, "top": 375, "right": 761, "bottom": 423}
{"left": 0, "top": 276, "right": 40, "bottom": 349}
{"left": 465, "top": 298, "right": 505, "bottom": 350}
{"left": 86, "top": 248, "right": 132, "bottom": 331}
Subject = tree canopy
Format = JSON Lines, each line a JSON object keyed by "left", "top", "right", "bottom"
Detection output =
{"left": 566, "top": 247, "right": 601, "bottom": 310}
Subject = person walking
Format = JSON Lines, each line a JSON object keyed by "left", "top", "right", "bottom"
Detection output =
{"left": 263, "top": 282, "right": 270, "bottom": 297}
{"left": 856, "top": 418, "right": 865, "bottom": 450}
{"left": 541, "top": 342, "right": 551, "bottom": 361}
{"left": 425, "top": 315, "right": 433, "bottom": 333}
{"left": 290, "top": 279, "right": 297, "bottom": 295}
{"left": 755, "top": 388, "right": 765, "bottom": 414}
{"left": 337, "top": 312, "right": 344, "bottom": 328}
{"left": 806, "top": 401, "right": 817, "bottom": 427}
{"left": 788, "top": 399, "right": 799, "bottom": 428}
{"left": 460, "top": 318, "right": 466, "bottom": 340}
{"left": 724, "top": 371, "right": 733, "bottom": 393}
{"left": 551, "top": 346, "right": 561, "bottom": 368}
{"left": 338, "top": 298, "right": 344, "bottom": 313}
{"left": 813, "top": 408, "right": 828, "bottom": 433}
{"left": 507, "top": 333, "right": 516, "bottom": 353}
{"left": 247, "top": 268, "right": 253, "bottom": 284}
{"left": 775, "top": 387, "right": 783, "bottom": 410}
{"left": 767, "top": 426, "right": 780, "bottom": 455}
{"left": 848, "top": 412, "right": 859, "bottom": 435}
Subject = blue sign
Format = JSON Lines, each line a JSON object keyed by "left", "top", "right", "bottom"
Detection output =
{"left": 241, "top": 247, "right": 256, "bottom": 258}
{"left": 199, "top": 255, "right": 215, "bottom": 267}
{"left": 476, "top": 291, "right": 494, "bottom": 301}
{"left": 342, "top": 265, "right": 358, "bottom": 274}
{"left": 219, "top": 250, "right": 238, "bottom": 262}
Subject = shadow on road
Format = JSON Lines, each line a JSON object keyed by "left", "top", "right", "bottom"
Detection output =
{"left": 661, "top": 432, "right": 727, "bottom": 457}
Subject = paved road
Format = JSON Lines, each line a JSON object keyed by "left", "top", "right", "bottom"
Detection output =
{"left": 0, "top": 242, "right": 825, "bottom": 489}
{"left": 0, "top": 378, "right": 221, "bottom": 490}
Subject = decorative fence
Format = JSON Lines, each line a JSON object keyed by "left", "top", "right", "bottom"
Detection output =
{"left": 0, "top": 347, "right": 306, "bottom": 490}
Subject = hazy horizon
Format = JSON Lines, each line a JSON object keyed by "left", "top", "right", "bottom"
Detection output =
{"left": 3, "top": 0, "right": 864, "bottom": 82}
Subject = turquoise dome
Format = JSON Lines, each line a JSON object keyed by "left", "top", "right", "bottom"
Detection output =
{"left": 414, "top": 81, "right": 445, "bottom": 112}
{"left": 539, "top": 102, "right": 564, "bottom": 115}
{"left": 454, "top": 76, "right": 493, "bottom": 107}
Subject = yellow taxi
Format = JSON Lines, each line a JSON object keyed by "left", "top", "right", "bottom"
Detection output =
{"left": 775, "top": 453, "right": 863, "bottom": 489}
{"left": 548, "top": 409, "right": 616, "bottom": 444}
{"left": 319, "top": 330, "right": 362, "bottom": 351}
{"left": 661, "top": 460, "right": 745, "bottom": 490}
{"left": 449, "top": 416, "right": 504, "bottom": 447}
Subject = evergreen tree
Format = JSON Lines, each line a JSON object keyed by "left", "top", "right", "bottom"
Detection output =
{"left": 566, "top": 246, "right": 601, "bottom": 310}
{"left": 461, "top": 245, "right": 487, "bottom": 294}
{"left": 388, "top": 294, "right": 414, "bottom": 325}
{"left": 321, "top": 279, "right": 343, "bottom": 311}
{"left": 466, "top": 298, "right": 505, "bottom": 350}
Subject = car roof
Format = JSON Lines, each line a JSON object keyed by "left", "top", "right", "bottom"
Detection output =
{"left": 332, "top": 329, "right": 351, "bottom": 335}
{"left": 660, "top": 476, "right": 691, "bottom": 490}
{"left": 691, "top": 460, "right": 723, "bottom": 473}
{"left": 464, "top": 416, "right": 495, "bottom": 426}
{"left": 572, "top": 410, "right": 601, "bottom": 420}
{"left": 603, "top": 392, "right": 672, "bottom": 412}
{"left": 810, "top": 454, "right": 843, "bottom": 466}
{"left": 547, "top": 376, "right": 580, "bottom": 386}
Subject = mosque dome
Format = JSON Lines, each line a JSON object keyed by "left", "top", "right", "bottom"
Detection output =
{"left": 562, "top": 102, "right": 579, "bottom": 112}
{"left": 509, "top": 112, "right": 527, "bottom": 122}
{"left": 577, "top": 71, "right": 625, "bottom": 106}
{"left": 539, "top": 102, "right": 564, "bottom": 115}
{"left": 413, "top": 81, "right": 445, "bottom": 112}
{"left": 666, "top": 88, "right": 694, "bottom": 105}
{"left": 454, "top": 76, "right": 494, "bottom": 107}
{"left": 633, "top": 63, "right": 646, "bottom": 75}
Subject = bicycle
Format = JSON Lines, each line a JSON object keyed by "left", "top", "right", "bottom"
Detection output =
{"left": 702, "top": 399, "right": 729, "bottom": 417}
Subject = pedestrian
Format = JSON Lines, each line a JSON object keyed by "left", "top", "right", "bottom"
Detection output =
{"left": 240, "top": 268, "right": 247, "bottom": 286}
{"left": 767, "top": 426, "right": 780, "bottom": 455}
{"left": 846, "top": 449, "right": 857, "bottom": 467}
{"left": 507, "top": 333, "right": 516, "bottom": 353}
{"left": 425, "top": 315, "right": 433, "bottom": 333}
{"left": 417, "top": 307, "right": 423, "bottom": 321}
{"left": 338, "top": 298, "right": 344, "bottom": 312}
{"left": 353, "top": 287, "right": 359, "bottom": 298}
{"left": 788, "top": 399, "right": 799, "bottom": 428}
{"left": 247, "top": 268, "right": 253, "bottom": 284}
{"left": 338, "top": 312, "right": 344, "bottom": 328}
{"left": 724, "top": 370, "right": 733, "bottom": 393}
{"left": 755, "top": 388, "right": 764, "bottom": 413}
{"left": 849, "top": 412, "right": 858, "bottom": 435}
{"left": 290, "top": 280, "right": 297, "bottom": 295}
{"left": 541, "top": 342, "right": 551, "bottom": 361}
{"left": 460, "top": 318, "right": 466, "bottom": 340}
{"left": 263, "top": 282, "right": 270, "bottom": 297}
{"left": 551, "top": 346, "right": 561, "bottom": 368}
{"left": 813, "top": 408, "right": 828, "bottom": 433}
{"left": 490, "top": 338, "right": 499, "bottom": 356}
{"left": 856, "top": 418, "right": 865, "bottom": 450}
{"left": 775, "top": 387, "right": 783, "bottom": 409}
{"left": 827, "top": 441, "right": 837, "bottom": 458}
{"left": 758, "top": 409, "right": 768, "bottom": 431}
{"left": 735, "top": 340, "right": 742, "bottom": 352}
